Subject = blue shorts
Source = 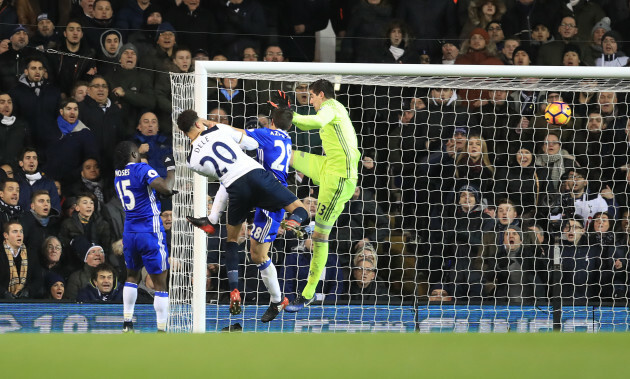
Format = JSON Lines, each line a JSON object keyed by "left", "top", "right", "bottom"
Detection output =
{"left": 123, "top": 231, "right": 170, "bottom": 275}
{"left": 251, "top": 207, "right": 285, "bottom": 243}
{"left": 227, "top": 169, "right": 297, "bottom": 226}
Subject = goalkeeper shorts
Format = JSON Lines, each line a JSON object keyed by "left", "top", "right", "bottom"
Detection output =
{"left": 293, "top": 150, "right": 357, "bottom": 235}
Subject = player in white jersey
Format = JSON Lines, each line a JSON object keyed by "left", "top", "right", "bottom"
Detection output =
{"left": 177, "top": 109, "right": 310, "bottom": 316}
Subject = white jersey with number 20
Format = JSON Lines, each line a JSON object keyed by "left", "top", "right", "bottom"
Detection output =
{"left": 186, "top": 124, "right": 262, "bottom": 187}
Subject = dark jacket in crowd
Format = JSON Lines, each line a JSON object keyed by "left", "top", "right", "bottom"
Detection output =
{"left": 9, "top": 75, "right": 62, "bottom": 156}
{"left": 0, "top": 47, "right": 47, "bottom": 91}
{"left": 17, "top": 171, "right": 61, "bottom": 213}
{"left": 0, "top": 244, "right": 43, "bottom": 299}
{"left": 341, "top": 1, "right": 392, "bottom": 63}
{"left": 395, "top": 0, "right": 458, "bottom": 58}
{"left": 0, "top": 116, "right": 27, "bottom": 166}
{"left": 19, "top": 208, "right": 61, "bottom": 262}
{"left": 215, "top": 0, "right": 265, "bottom": 59}
{"left": 49, "top": 42, "right": 96, "bottom": 96}
{"left": 131, "top": 132, "right": 173, "bottom": 178}
{"left": 560, "top": 235, "right": 594, "bottom": 301}
{"left": 76, "top": 279, "right": 123, "bottom": 303}
{"left": 167, "top": 4, "right": 218, "bottom": 57}
{"left": 59, "top": 212, "right": 112, "bottom": 267}
{"left": 341, "top": 280, "right": 392, "bottom": 305}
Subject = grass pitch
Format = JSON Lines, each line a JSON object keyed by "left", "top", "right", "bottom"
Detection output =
{"left": 1, "top": 332, "right": 628, "bottom": 378}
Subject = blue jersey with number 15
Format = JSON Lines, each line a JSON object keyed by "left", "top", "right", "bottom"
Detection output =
{"left": 114, "top": 162, "right": 164, "bottom": 233}
{"left": 246, "top": 128, "right": 292, "bottom": 186}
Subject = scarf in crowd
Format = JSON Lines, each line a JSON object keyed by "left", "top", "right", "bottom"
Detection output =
{"left": 0, "top": 198, "right": 21, "bottom": 217}
{"left": 1, "top": 115, "right": 15, "bottom": 126}
{"left": 19, "top": 74, "right": 43, "bottom": 96}
{"left": 4, "top": 244, "right": 28, "bottom": 295}
{"left": 467, "top": 157, "right": 483, "bottom": 176}
{"left": 25, "top": 172, "right": 42, "bottom": 185}
{"left": 57, "top": 115, "right": 78, "bottom": 135}
{"left": 82, "top": 177, "right": 104, "bottom": 204}
{"left": 30, "top": 209, "right": 50, "bottom": 227}
{"left": 537, "top": 152, "right": 563, "bottom": 190}
{"left": 389, "top": 45, "right": 404, "bottom": 60}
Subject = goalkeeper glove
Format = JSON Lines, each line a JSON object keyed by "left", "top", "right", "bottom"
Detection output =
{"left": 163, "top": 154, "right": 176, "bottom": 171}
{"left": 186, "top": 216, "right": 216, "bottom": 235}
{"left": 268, "top": 90, "right": 291, "bottom": 109}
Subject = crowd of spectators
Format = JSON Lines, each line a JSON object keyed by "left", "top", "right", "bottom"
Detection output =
{"left": 1, "top": 0, "right": 630, "bottom": 307}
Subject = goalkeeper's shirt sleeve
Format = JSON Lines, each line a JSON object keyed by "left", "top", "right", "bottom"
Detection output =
{"left": 292, "top": 107, "right": 335, "bottom": 130}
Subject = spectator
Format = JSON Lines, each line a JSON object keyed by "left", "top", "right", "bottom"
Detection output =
{"left": 167, "top": 0, "right": 218, "bottom": 59}
{"left": 537, "top": 16, "right": 592, "bottom": 66}
{"left": 486, "top": 21, "right": 504, "bottom": 45}
{"left": 596, "top": 91, "right": 625, "bottom": 131}
{"left": 560, "top": 0, "right": 605, "bottom": 43}
{"left": 498, "top": 37, "right": 519, "bottom": 65}
{"left": 456, "top": 27, "right": 503, "bottom": 66}
{"left": 115, "top": 0, "right": 153, "bottom": 34}
{"left": 587, "top": 211, "right": 617, "bottom": 300}
{"left": 439, "top": 39, "right": 460, "bottom": 65}
{"left": 0, "top": 92, "right": 28, "bottom": 167}
{"left": 379, "top": 20, "right": 420, "bottom": 64}
{"left": 559, "top": 216, "right": 592, "bottom": 302}
{"left": 243, "top": 45, "right": 294, "bottom": 111}
{"left": 0, "top": 24, "right": 43, "bottom": 91}
{"left": 595, "top": 31, "right": 628, "bottom": 67}
{"left": 193, "top": 48, "right": 210, "bottom": 62}
{"left": 342, "top": 250, "right": 391, "bottom": 304}
{"left": 241, "top": 46, "right": 259, "bottom": 61}
{"left": 130, "top": 111, "right": 173, "bottom": 178}
{"left": 128, "top": 3, "right": 164, "bottom": 61}
{"left": 58, "top": 193, "right": 112, "bottom": 271}
{"left": 105, "top": 43, "right": 156, "bottom": 139}
{"left": 44, "top": 271, "right": 65, "bottom": 300}
{"left": 29, "top": 13, "right": 61, "bottom": 52}
{"left": 459, "top": 0, "right": 506, "bottom": 41}
{"left": 9, "top": 57, "right": 61, "bottom": 157}
{"left": 340, "top": 0, "right": 392, "bottom": 63}
{"left": 74, "top": 0, "right": 95, "bottom": 25}
{"left": 15, "top": 148, "right": 61, "bottom": 213}
{"left": 39, "top": 236, "right": 71, "bottom": 280}
{"left": 95, "top": 29, "right": 123, "bottom": 77}
{"left": 0, "top": 1, "right": 18, "bottom": 40}
{"left": 76, "top": 262, "right": 123, "bottom": 302}
{"left": 562, "top": 43, "right": 583, "bottom": 66}
{"left": 454, "top": 134, "right": 495, "bottom": 199}
{"left": 64, "top": 240, "right": 104, "bottom": 299}
{"left": 71, "top": 81, "right": 89, "bottom": 103}
{"left": 78, "top": 75, "right": 124, "bottom": 177}
{"left": 42, "top": 98, "right": 99, "bottom": 187}
{"left": 1, "top": 220, "right": 42, "bottom": 299}
{"left": 529, "top": 21, "right": 553, "bottom": 60}
{"left": 588, "top": 17, "right": 611, "bottom": 62}
{"left": 282, "top": 0, "right": 329, "bottom": 62}
{"left": 573, "top": 110, "right": 615, "bottom": 173}
{"left": 208, "top": 77, "right": 249, "bottom": 129}
{"left": 557, "top": 168, "right": 617, "bottom": 222}
{"left": 0, "top": 179, "right": 23, "bottom": 232}
{"left": 535, "top": 132, "right": 579, "bottom": 204}
{"left": 83, "top": 0, "right": 116, "bottom": 51}
{"left": 160, "top": 198, "right": 172, "bottom": 253}
{"left": 500, "top": 0, "right": 559, "bottom": 39}
{"left": 396, "top": 0, "right": 457, "bottom": 60}
{"left": 68, "top": 158, "right": 113, "bottom": 216}
{"left": 49, "top": 19, "right": 97, "bottom": 97}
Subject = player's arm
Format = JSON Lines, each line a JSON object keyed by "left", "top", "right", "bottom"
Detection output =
{"left": 292, "top": 107, "right": 335, "bottom": 130}
{"left": 217, "top": 123, "right": 259, "bottom": 150}
{"left": 150, "top": 155, "right": 176, "bottom": 195}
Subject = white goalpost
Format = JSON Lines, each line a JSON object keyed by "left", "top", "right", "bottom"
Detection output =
{"left": 169, "top": 62, "right": 630, "bottom": 333}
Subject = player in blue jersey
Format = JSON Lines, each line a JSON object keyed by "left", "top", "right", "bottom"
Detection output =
{"left": 113, "top": 141, "right": 176, "bottom": 333}
{"left": 227, "top": 107, "right": 294, "bottom": 322}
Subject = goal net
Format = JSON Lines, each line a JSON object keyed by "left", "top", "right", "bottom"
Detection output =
{"left": 169, "top": 62, "right": 630, "bottom": 333}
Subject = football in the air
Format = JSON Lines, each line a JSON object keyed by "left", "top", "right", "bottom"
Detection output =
{"left": 544, "top": 101, "right": 572, "bottom": 125}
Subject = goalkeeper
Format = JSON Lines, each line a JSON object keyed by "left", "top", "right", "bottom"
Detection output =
{"left": 271, "top": 79, "right": 361, "bottom": 312}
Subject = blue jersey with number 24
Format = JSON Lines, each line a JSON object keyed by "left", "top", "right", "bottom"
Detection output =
{"left": 114, "top": 162, "right": 164, "bottom": 233}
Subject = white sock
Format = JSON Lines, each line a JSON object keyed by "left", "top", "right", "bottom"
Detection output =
{"left": 123, "top": 282, "right": 138, "bottom": 322}
{"left": 154, "top": 291, "right": 169, "bottom": 331}
{"left": 258, "top": 259, "right": 282, "bottom": 303}
{"left": 209, "top": 184, "right": 228, "bottom": 224}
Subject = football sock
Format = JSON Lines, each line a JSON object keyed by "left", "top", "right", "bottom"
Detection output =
{"left": 154, "top": 291, "right": 169, "bottom": 331}
{"left": 257, "top": 258, "right": 281, "bottom": 303}
{"left": 287, "top": 206, "right": 308, "bottom": 225}
{"left": 226, "top": 241, "right": 240, "bottom": 291}
{"left": 123, "top": 282, "right": 138, "bottom": 322}
{"left": 302, "top": 240, "right": 329, "bottom": 299}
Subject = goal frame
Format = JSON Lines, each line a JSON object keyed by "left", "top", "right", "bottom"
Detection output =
{"left": 183, "top": 61, "right": 630, "bottom": 333}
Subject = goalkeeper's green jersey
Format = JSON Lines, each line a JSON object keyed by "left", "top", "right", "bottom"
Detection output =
{"left": 292, "top": 98, "right": 360, "bottom": 179}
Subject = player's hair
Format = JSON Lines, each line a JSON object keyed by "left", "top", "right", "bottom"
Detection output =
{"left": 114, "top": 141, "right": 137, "bottom": 170}
{"left": 3, "top": 220, "right": 21, "bottom": 234}
{"left": 309, "top": 79, "right": 335, "bottom": 99}
{"left": 0, "top": 178, "right": 19, "bottom": 192}
{"left": 177, "top": 109, "right": 199, "bottom": 134}
{"left": 91, "top": 262, "right": 115, "bottom": 282}
{"left": 19, "top": 147, "right": 38, "bottom": 161}
{"left": 31, "top": 189, "right": 50, "bottom": 203}
{"left": 271, "top": 107, "right": 293, "bottom": 131}
{"left": 59, "top": 97, "right": 78, "bottom": 110}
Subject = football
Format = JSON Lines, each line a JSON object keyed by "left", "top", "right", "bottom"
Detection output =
{"left": 544, "top": 101, "right": 572, "bottom": 125}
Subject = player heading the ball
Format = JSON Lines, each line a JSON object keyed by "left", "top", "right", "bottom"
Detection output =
{"left": 176, "top": 109, "right": 310, "bottom": 317}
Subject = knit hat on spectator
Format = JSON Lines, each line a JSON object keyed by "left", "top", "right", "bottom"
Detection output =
{"left": 121, "top": 42, "right": 138, "bottom": 55}
{"left": 441, "top": 38, "right": 460, "bottom": 48}
{"left": 516, "top": 141, "right": 536, "bottom": 155}
{"left": 563, "top": 43, "right": 582, "bottom": 57}
{"left": 512, "top": 45, "right": 531, "bottom": 60}
{"left": 506, "top": 224, "right": 523, "bottom": 242}
{"left": 37, "top": 13, "right": 50, "bottom": 23}
{"left": 11, "top": 24, "right": 27, "bottom": 37}
{"left": 470, "top": 27, "right": 490, "bottom": 43}
{"left": 155, "top": 22, "right": 176, "bottom": 41}
{"left": 591, "top": 17, "right": 612, "bottom": 37}
{"left": 458, "top": 184, "right": 481, "bottom": 204}
{"left": 601, "top": 31, "right": 623, "bottom": 49}
{"left": 454, "top": 126, "right": 468, "bottom": 136}
{"left": 71, "top": 236, "right": 103, "bottom": 262}
{"left": 45, "top": 271, "right": 65, "bottom": 289}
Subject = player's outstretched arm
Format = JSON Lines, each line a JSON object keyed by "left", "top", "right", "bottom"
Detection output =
{"left": 216, "top": 124, "right": 259, "bottom": 150}
{"left": 292, "top": 107, "right": 335, "bottom": 130}
{"left": 150, "top": 155, "right": 176, "bottom": 196}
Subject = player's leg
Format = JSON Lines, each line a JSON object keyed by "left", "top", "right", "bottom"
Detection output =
{"left": 143, "top": 230, "right": 170, "bottom": 332}
{"left": 225, "top": 222, "right": 244, "bottom": 315}
{"left": 291, "top": 150, "right": 324, "bottom": 185}
{"left": 250, "top": 208, "right": 288, "bottom": 322}
{"left": 209, "top": 184, "right": 228, "bottom": 224}
{"left": 122, "top": 233, "right": 143, "bottom": 332}
{"left": 285, "top": 176, "right": 357, "bottom": 312}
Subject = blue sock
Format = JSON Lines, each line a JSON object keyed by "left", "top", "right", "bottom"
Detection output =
{"left": 226, "top": 241, "right": 239, "bottom": 291}
{"left": 288, "top": 206, "right": 308, "bottom": 225}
